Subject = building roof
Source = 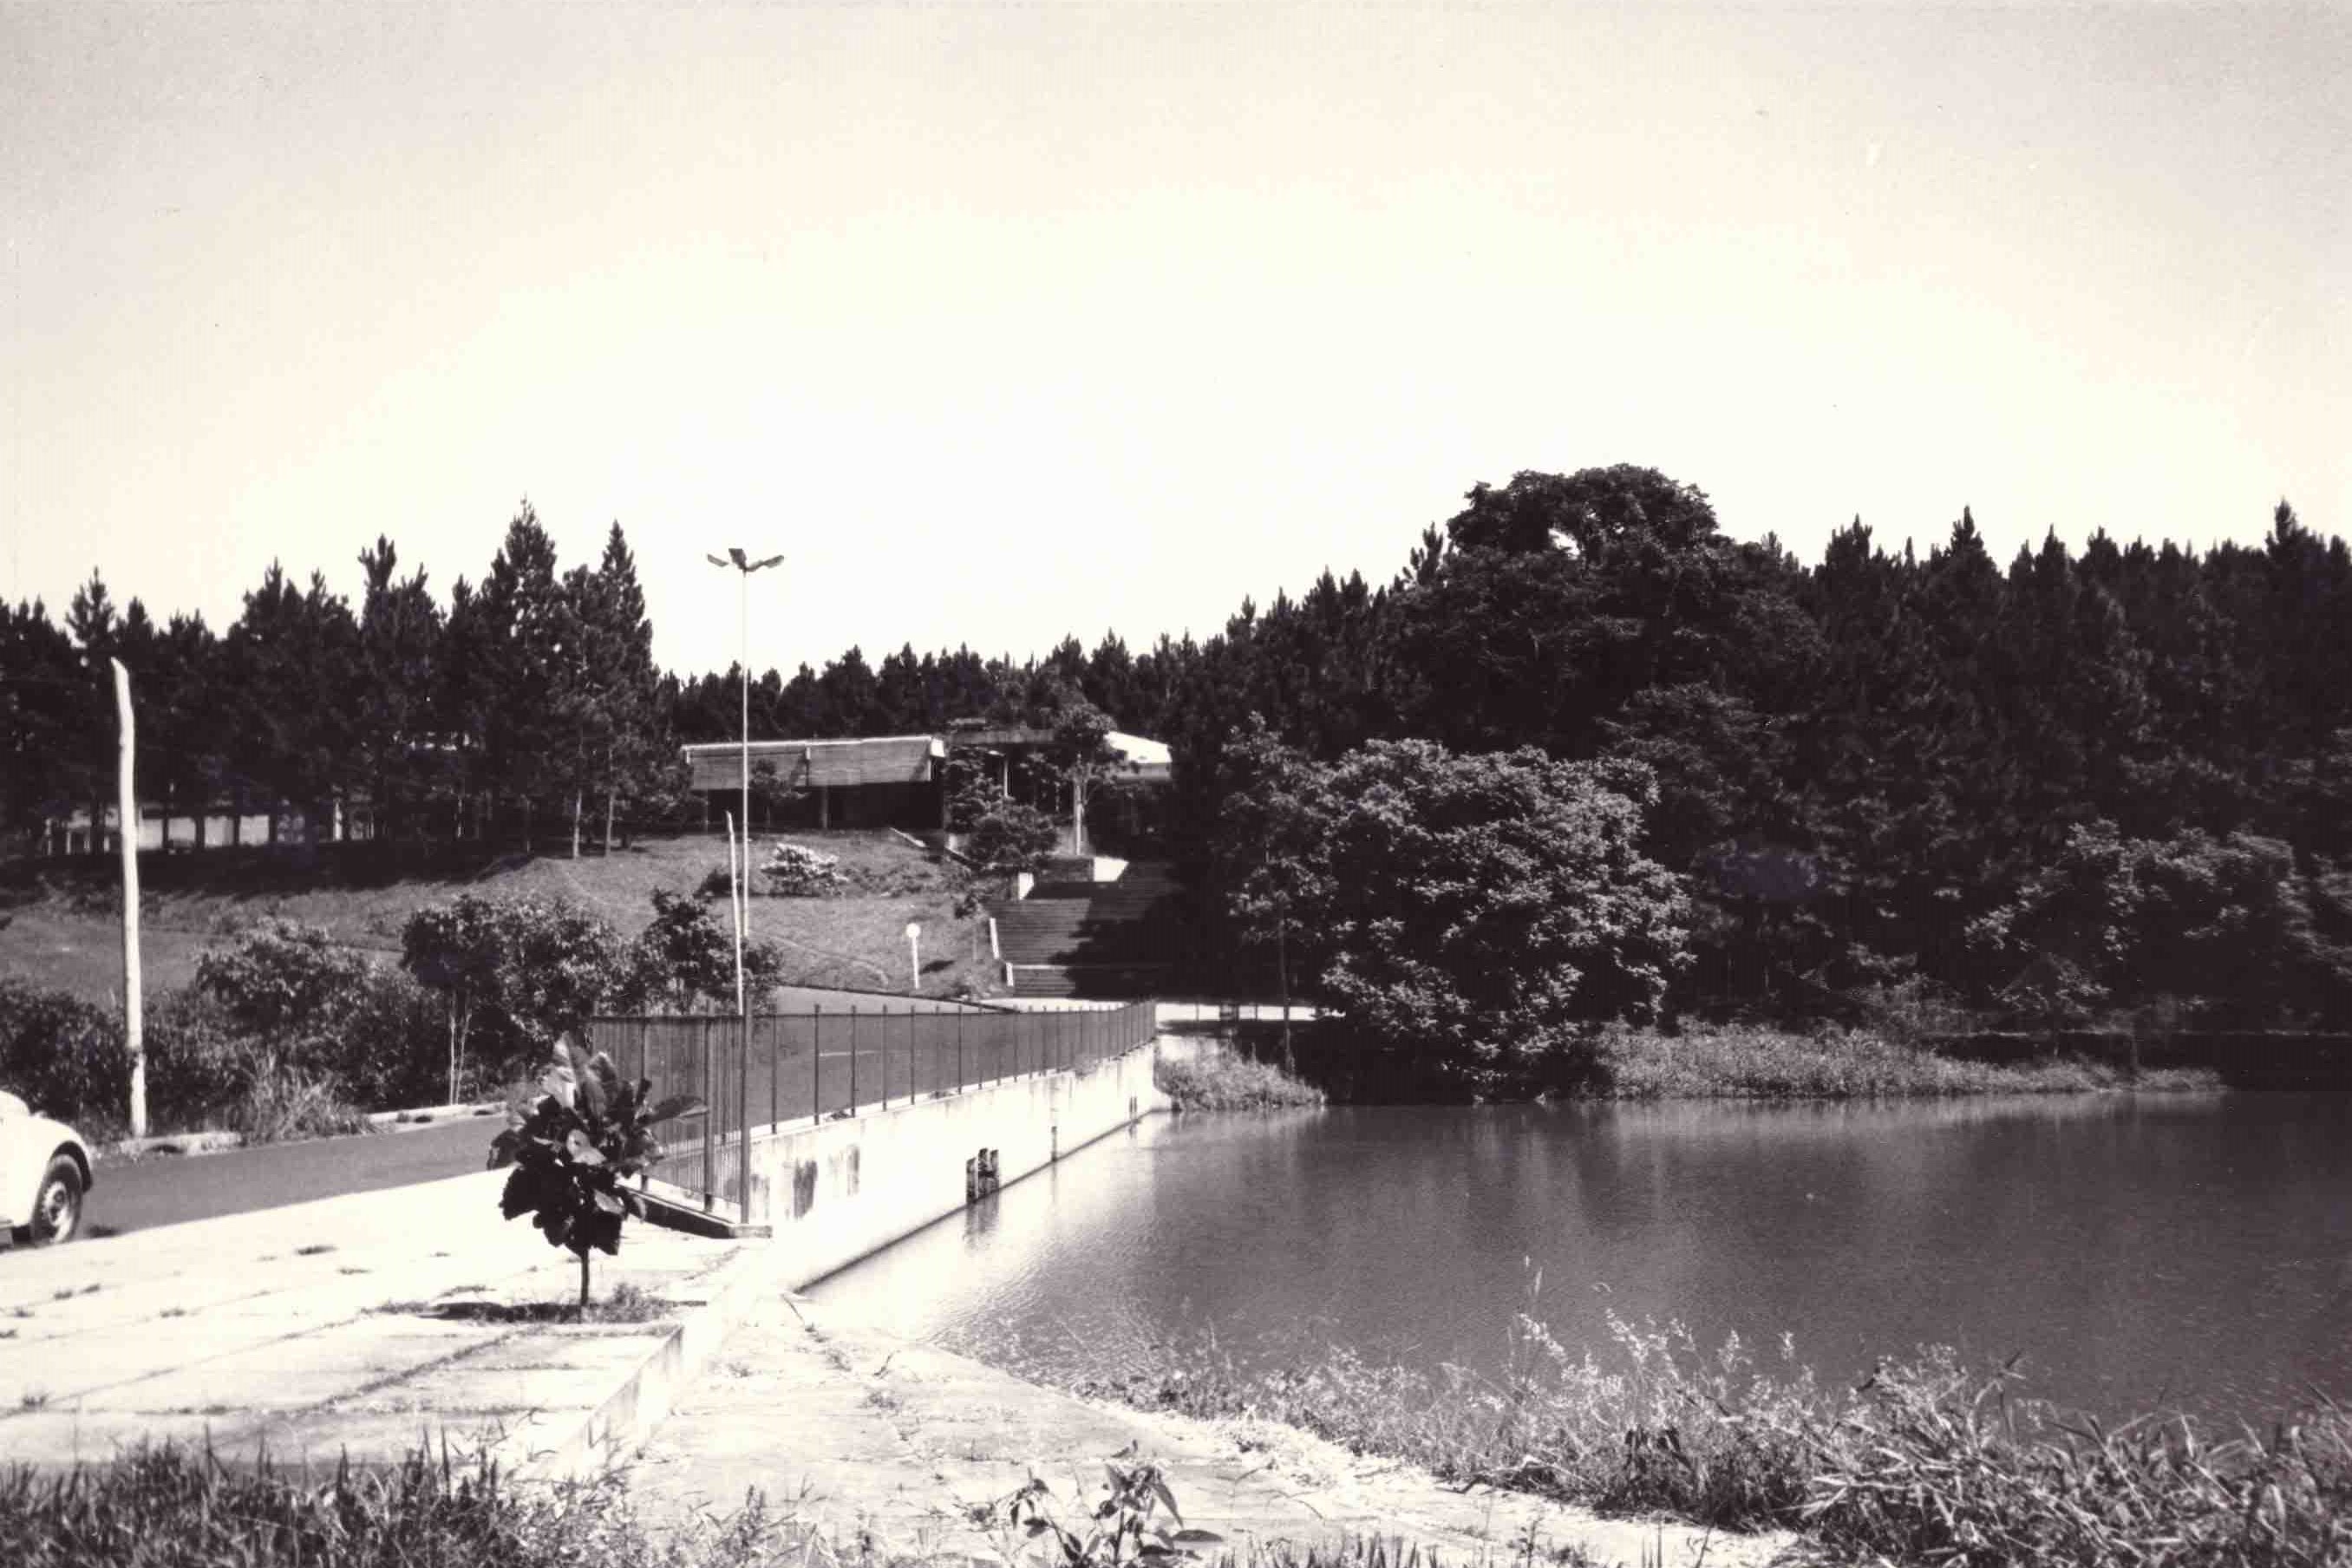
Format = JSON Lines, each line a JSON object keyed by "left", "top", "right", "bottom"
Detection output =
{"left": 683, "top": 735, "right": 944, "bottom": 794}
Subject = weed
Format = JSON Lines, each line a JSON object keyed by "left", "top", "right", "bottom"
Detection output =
{"left": 293, "top": 1244, "right": 334, "bottom": 1257}
{"left": 579, "top": 1282, "right": 671, "bottom": 1325}
{"left": 159, "top": 1307, "right": 188, "bottom": 1319}
{"left": 20, "top": 1388, "right": 49, "bottom": 1410}
{"left": 1588, "top": 1022, "right": 2223, "bottom": 1100}
{"left": 1156, "top": 1049, "right": 1326, "bottom": 1111}
{"left": 1075, "top": 1272, "right": 2352, "bottom": 1565}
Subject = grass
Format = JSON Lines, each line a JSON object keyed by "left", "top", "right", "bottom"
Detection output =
{"left": 0, "top": 1440, "right": 1541, "bottom": 1568}
{"left": 1156, "top": 1045, "right": 1327, "bottom": 1111}
{"left": 0, "top": 831, "right": 1003, "bottom": 1007}
{"left": 1068, "top": 1275, "right": 2350, "bottom": 1566}
{"left": 1587, "top": 1022, "right": 2222, "bottom": 1101}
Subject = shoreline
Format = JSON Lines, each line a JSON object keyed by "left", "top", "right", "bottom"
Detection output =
{"left": 973, "top": 1308, "right": 2349, "bottom": 1566}
{"left": 1173, "top": 1020, "right": 2238, "bottom": 1106}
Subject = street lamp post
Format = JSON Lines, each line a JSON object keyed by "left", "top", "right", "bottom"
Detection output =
{"left": 706, "top": 548, "right": 783, "bottom": 1016}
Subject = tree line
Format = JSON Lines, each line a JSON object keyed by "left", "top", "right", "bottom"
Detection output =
{"left": 8, "top": 467, "right": 2349, "bottom": 1030}
{"left": 3, "top": 505, "right": 672, "bottom": 855}
{"left": 1150, "top": 467, "right": 2352, "bottom": 1033}
{"left": 0, "top": 503, "right": 1179, "bottom": 858}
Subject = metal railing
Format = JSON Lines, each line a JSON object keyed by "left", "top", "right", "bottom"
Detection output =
{"left": 584, "top": 1000, "right": 1156, "bottom": 1215}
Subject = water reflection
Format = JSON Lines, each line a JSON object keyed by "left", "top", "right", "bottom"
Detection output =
{"left": 811, "top": 1094, "right": 2352, "bottom": 1424}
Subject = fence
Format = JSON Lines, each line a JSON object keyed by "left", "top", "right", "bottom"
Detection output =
{"left": 585, "top": 1000, "right": 1157, "bottom": 1214}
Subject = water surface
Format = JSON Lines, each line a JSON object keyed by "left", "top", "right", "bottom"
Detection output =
{"left": 812, "top": 1094, "right": 2352, "bottom": 1423}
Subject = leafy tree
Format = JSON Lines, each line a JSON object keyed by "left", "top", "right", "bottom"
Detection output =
{"left": 964, "top": 796, "right": 1061, "bottom": 875}
{"left": 1288, "top": 741, "right": 1689, "bottom": 1092}
{"left": 488, "top": 1037, "right": 701, "bottom": 1310}
{"left": 1046, "top": 701, "right": 1120, "bottom": 856}
{"left": 399, "top": 894, "right": 630, "bottom": 1099}
{"left": 1210, "top": 715, "right": 1325, "bottom": 1059}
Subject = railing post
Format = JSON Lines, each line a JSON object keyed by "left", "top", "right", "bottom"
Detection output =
{"left": 849, "top": 1006, "right": 859, "bottom": 1114}
{"left": 812, "top": 1004, "right": 823, "bottom": 1120}
{"left": 739, "top": 1010, "right": 752, "bottom": 1220}
{"left": 700, "top": 1015, "right": 715, "bottom": 1213}
{"left": 768, "top": 1011, "right": 778, "bottom": 1131}
{"left": 957, "top": 1008, "right": 965, "bottom": 1092}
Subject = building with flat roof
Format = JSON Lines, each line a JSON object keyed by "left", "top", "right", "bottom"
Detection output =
{"left": 680, "top": 728, "right": 1170, "bottom": 836}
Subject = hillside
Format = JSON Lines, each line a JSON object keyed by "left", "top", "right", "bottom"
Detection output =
{"left": 0, "top": 831, "right": 1003, "bottom": 1005}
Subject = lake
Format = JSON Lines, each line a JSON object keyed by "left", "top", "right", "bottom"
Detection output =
{"left": 810, "top": 1092, "right": 2352, "bottom": 1425}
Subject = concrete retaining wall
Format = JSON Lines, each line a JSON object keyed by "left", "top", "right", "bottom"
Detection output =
{"left": 722, "top": 1040, "right": 1170, "bottom": 1291}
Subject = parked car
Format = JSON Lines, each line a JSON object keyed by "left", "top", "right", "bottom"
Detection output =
{"left": 0, "top": 1090, "right": 95, "bottom": 1246}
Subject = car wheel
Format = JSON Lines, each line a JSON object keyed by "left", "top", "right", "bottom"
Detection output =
{"left": 23, "top": 1156, "right": 84, "bottom": 1246}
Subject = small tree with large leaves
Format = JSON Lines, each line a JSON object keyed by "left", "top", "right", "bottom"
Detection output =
{"left": 487, "top": 1037, "right": 702, "bottom": 1310}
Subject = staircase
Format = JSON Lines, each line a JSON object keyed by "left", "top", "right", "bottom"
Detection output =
{"left": 992, "top": 862, "right": 1183, "bottom": 998}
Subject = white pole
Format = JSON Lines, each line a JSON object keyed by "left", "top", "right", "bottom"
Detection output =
{"left": 739, "top": 567, "right": 751, "bottom": 975}
{"left": 110, "top": 658, "right": 146, "bottom": 1138}
{"left": 724, "top": 812, "right": 746, "bottom": 1018}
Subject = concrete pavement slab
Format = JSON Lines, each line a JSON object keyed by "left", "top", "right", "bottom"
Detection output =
{"left": 0, "top": 1160, "right": 768, "bottom": 1477}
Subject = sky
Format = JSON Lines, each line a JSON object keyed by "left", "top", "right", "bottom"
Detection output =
{"left": 4, "top": 2, "right": 2346, "bottom": 684}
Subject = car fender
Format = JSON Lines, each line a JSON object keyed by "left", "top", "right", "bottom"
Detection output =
{"left": 0, "top": 1094, "right": 94, "bottom": 1230}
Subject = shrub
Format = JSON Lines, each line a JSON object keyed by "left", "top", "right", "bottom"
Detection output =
{"left": 0, "top": 979, "right": 383, "bottom": 1140}
{"left": 0, "top": 980, "right": 126, "bottom": 1127}
{"left": 193, "top": 918, "right": 369, "bottom": 1039}
{"left": 226, "top": 1068, "right": 369, "bottom": 1144}
{"left": 1155, "top": 1047, "right": 1326, "bottom": 1111}
{"left": 762, "top": 841, "right": 848, "bottom": 897}
{"left": 489, "top": 1038, "right": 701, "bottom": 1310}
{"left": 964, "top": 798, "right": 1061, "bottom": 875}
{"left": 401, "top": 894, "right": 633, "bottom": 1101}
{"left": 188, "top": 918, "right": 445, "bottom": 1111}
{"left": 626, "top": 889, "right": 784, "bottom": 1013}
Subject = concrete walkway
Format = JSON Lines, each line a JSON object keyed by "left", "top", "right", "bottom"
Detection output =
{"left": 0, "top": 1167, "right": 759, "bottom": 1478}
{"left": 624, "top": 1291, "right": 1789, "bottom": 1568}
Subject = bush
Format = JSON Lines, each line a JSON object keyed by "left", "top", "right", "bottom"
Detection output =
{"left": 0, "top": 979, "right": 126, "bottom": 1127}
{"left": 226, "top": 1068, "right": 369, "bottom": 1144}
{"left": 401, "top": 894, "right": 633, "bottom": 1099}
{"left": 316, "top": 964, "right": 449, "bottom": 1109}
{"left": 189, "top": 918, "right": 444, "bottom": 1111}
{"left": 964, "top": 798, "right": 1061, "bottom": 875}
{"left": 193, "top": 918, "right": 369, "bottom": 1039}
{"left": 1155, "top": 1046, "right": 1326, "bottom": 1110}
{"left": 762, "top": 841, "right": 848, "bottom": 897}
{"left": 0, "top": 979, "right": 382, "bottom": 1140}
{"left": 626, "top": 889, "right": 785, "bottom": 1013}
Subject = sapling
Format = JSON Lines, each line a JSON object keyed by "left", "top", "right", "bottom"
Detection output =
{"left": 487, "top": 1036, "right": 703, "bottom": 1310}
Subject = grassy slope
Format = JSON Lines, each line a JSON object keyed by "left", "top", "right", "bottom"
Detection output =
{"left": 0, "top": 831, "right": 1003, "bottom": 1004}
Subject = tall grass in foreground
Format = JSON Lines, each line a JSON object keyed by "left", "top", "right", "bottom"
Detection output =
{"left": 1078, "top": 1283, "right": 2349, "bottom": 1566}
{"left": 1592, "top": 1022, "right": 2220, "bottom": 1100}
{"left": 1157, "top": 1047, "right": 1327, "bottom": 1111}
{"left": 0, "top": 1441, "right": 1545, "bottom": 1568}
